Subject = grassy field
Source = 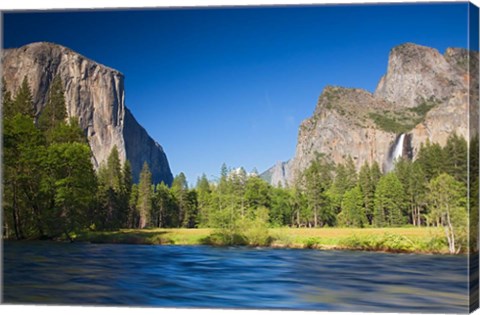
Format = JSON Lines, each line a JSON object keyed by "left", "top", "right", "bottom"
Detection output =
{"left": 76, "top": 227, "right": 450, "bottom": 254}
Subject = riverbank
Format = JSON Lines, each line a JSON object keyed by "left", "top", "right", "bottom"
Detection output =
{"left": 75, "top": 227, "right": 452, "bottom": 254}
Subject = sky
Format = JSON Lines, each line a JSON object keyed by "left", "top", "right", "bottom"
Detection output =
{"left": 2, "top": 2, "right": 471, "bottom": 185}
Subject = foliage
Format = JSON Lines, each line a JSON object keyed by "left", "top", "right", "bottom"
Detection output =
{"left": 427, "top": 173, "right": 467, "bottom": 254}
{"left": 137, "top": 162, "right": 152, "bottom": 229}
{"left": 14, "top": 76, "right": 35, "bottom": 118}
{"left": 338, "top": 233, "right": 417, "bottom": 253}
{"left": 239, "top": 207, "right": 271, "bottom": 246}
{"left": 339, "top": 186, "right": 367, "bottom": 227}
{"left": 38, "top": 75, "right": 67, "bottom": 133}
{"left": 374, "top": 173, "right": 406, "bottom": 227}
{"left": 44, "top": 143, "right": 97, "bottom": 240}
{"left": 301, "top": 154, "right": 334, "bottom": 227}
{"left": 368, "top": 99, "right": 438, "bottom": 134}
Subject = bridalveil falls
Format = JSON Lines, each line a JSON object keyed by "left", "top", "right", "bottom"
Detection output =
{"left": 385, "top": 133, "right": 412, "bottom": 172}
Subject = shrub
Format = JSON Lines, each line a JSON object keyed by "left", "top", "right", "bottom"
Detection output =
{"left": 303, "top": 237, "right": 322, "bottom": 249}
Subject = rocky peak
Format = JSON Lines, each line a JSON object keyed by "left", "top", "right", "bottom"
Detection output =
{"left": 374, "top": 43, "right": 465, "bottom": 108}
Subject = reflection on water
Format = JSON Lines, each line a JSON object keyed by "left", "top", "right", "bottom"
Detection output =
{"left": 3, "top": 241, "right": 469, "bottom": 312}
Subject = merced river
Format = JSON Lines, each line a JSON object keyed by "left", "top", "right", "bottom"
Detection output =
{"left": 3, "top": 241, "right": 470, "bottom": 312}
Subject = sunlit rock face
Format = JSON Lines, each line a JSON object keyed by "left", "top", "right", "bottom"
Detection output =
{"left": 263, "top": 43, "right": 476, "bottom": 186}
{"left": 2, "top": 42, "right": 173, "bottom": 185}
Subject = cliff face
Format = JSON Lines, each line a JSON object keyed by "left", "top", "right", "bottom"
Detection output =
{"left": 2, "top": 42, "right": 173, "bottom": 185}
{"left": 263, "top": 43, "right": 477, "bottom": 186}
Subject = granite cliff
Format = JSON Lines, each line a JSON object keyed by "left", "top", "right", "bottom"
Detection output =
{"left": 2, "top": 42, "right": 173, "bottom": 185}
{"left": 262, "top": 43, "right": 478, "bottom": 186}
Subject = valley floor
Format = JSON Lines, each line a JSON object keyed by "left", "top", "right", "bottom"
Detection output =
{"left": 76, "top": 227, "right": 452, "bottom": 254}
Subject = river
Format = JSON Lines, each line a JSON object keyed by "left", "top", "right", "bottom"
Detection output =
{"left": 3, "top": 241, "right": 469, "bottom": 312}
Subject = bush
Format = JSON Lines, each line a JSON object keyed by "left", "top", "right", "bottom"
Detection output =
{"left": 303, "top": 237, "right": 322, "bottom": 249}
{"left": 339, "top": 233, "right": 418, "bottom": 252}
{"left": 201, "top": 231, "right": 247, "bottom": 246}
{"left": 270, "top": 229, "right": 294, "bottom": 247}
{"left": 203, "top": 206, "right": 272, "bottom": 246}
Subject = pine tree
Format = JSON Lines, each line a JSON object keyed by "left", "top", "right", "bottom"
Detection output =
{"left": 172, "top": 172, "right": 190, "bottom": 227}
{"left": 270, "top": 187, "right": 294, "bottom": 226}
{"left": 244, "top": 175, "right": 271, "bottom": 211}
{"left": 45, "top": 142, "right": 97, "bottom": 240}
{"left": 443, "top": 133, "right": 468, "bottom": 185}
{"left": 120, "top": 160, "right": 133, "bottom": 227}
{"left": 38, "top": 76, "right": 67, "bottom": 132}
{"left": 374, "top": 172, "right": 406, "bottom": 227}
{"left": 302, "top": 155, "right": 334, "bottom": 227}
{"left": 48, "top": 117, "right": 87, "bottom": 144}
{"left": 358, "top": 162, "right": 374, "bottom": 225}
{"left": 95, "top": 146, "right": 124, "bottom": 229}
{"left": 416, "top": 139, "right": 445, "bottom": 182}
{"left": 152, "top": 182, "right": 175, "bottom": 227}
{"left": 106, "top": 146, "right": 122, "bottom": 191}
{"left": 128, "top": 184, "right": 139, "bottom": 228}
{"left": 196, "top": 174, "right": 212, "bottom": 227}
{"left": 137, "top": 162, "right": 153, "bottom": 229}
{"left": 340, "top": 185, "right": 366, "bottom": 227}
{"left": 14, "top": 76, "right": 35, "bottom": 118}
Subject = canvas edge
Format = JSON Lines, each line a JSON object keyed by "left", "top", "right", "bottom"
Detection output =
{"left": 469, "top": 1, "right": 480, "bottom": 313}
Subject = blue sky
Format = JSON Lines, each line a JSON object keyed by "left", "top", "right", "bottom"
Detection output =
{"left": 3, "top": 3, "right": 470, "bottom": 185}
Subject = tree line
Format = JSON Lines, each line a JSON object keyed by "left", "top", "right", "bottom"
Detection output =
{"left": 125, "top": 132, "right": 474, "bottom": 252}
{"left": 2, "top": 76, "right": 476, "bottom": 253}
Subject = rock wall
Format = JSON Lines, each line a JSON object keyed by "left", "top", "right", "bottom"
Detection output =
{"left": 2, "top": 42, "right": 173, "bottom": 185}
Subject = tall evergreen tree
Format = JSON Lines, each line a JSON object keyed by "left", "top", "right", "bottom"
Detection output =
{"left": 96, "top": 146, "right": 124, "bottom": 229}
{"left": 196, "top": 174, "right": 212, "bottom": 227}
{"left": 38, "top": 76, "right": 67, "bottom": 132}
{"left": 302, "top": 155, "right": 334, "bottom": 227}
{"left": 339, "top": 186, "right": 366, "bottom": 227}
{"left": 374, "top": 172, "right": 406, "bottom": 227}
{"left": 244, "top": 175, "right": 271, "bottom": 211}
{"left": 128, "top": 184, "right": 139, "bottom": 228}
{"left": 443, "top": 133, "right": 468, "bottom": 185}
{"left": 172, "top": 172, "right": 192, "bottom": 227}
{"left": 137, "top": 162, "right": 153, "bottom": 229}
{"left": 270, "top": 187, "right": 294, "bottom": 227}
{"left": 416, "top": 139, "right": 445, "bottom": 182}
{"left": 14, "top": 76, "right": 35, "bottom": 118}
{"left": 152, "top": 182, "right": 176, "bottom": 227}
{"left": 44, "top": 142, "right": 97, "bottom": 240}
{"left": 47, "top": 118, "right": 86, "bottom": 144}
{"left": 358, "top": 162, "right": 375, "bottom": 225}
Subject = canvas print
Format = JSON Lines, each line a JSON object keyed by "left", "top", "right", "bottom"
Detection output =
{"left": 1, "top": 1, "right": 479, "bottom": 313}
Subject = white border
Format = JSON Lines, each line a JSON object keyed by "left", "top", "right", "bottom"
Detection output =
{"left": 0, "top": 1, "right": 479, "bottom": 315}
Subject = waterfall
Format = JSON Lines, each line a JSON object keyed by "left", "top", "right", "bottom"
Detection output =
{"left": 392, "top": 133, "right": 405, "bottom": 162}
{"left": 385, "top": 133, "right": 405, "bottom": 172}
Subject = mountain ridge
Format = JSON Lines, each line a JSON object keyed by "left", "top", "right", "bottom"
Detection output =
{"left": 262, "top": 42, "right": 477, "bottom": 186}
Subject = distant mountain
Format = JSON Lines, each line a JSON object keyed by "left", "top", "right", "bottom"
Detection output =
{"left": 2, "top": 42, "right": 173, "bottom": 185}
{"left": 263, "top": 43, "right": 478, "bottom": 186}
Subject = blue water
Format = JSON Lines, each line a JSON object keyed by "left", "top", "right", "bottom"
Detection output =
{"left": 3, "top": 241, "right": 469, "bottom": 312}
